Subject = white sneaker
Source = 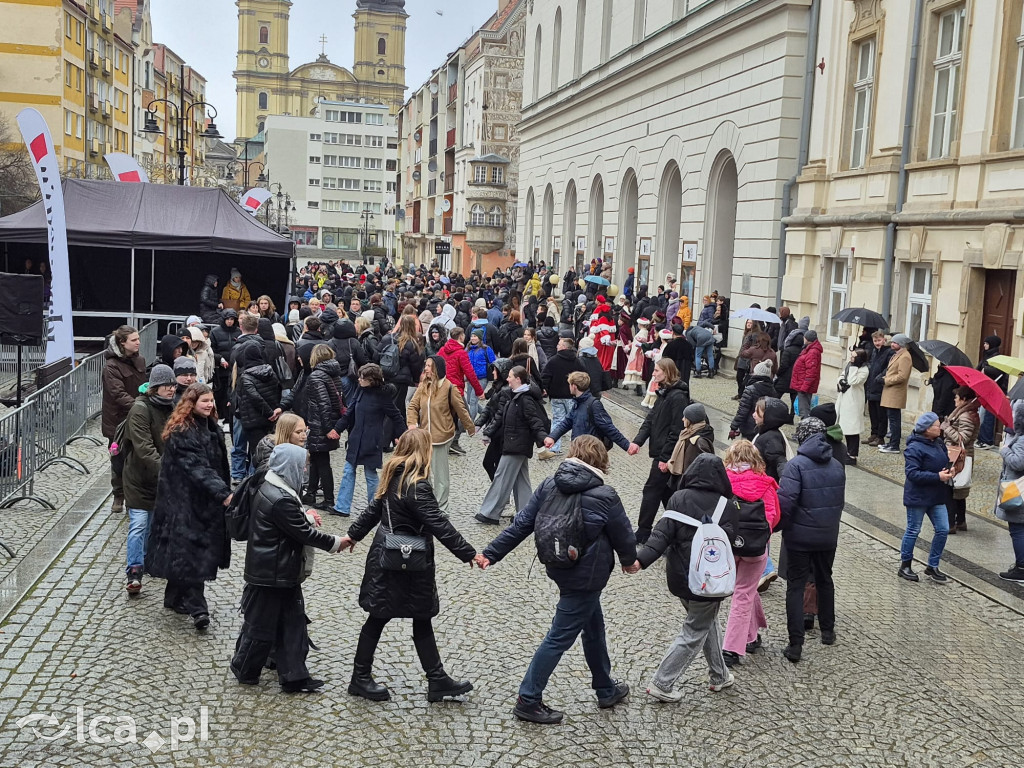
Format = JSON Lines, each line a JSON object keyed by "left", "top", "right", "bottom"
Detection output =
{"left": 646, "top": 684, "right": 682, "bottom": 703}
{"left": 709, "top": 672, "right": 735, "bottom": 692}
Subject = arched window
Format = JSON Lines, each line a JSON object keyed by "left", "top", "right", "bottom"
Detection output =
{"left": 487, "top": 206, "right": 503, "bottom": 227}
{"left": 258, "top": 92, "right": 268, "bottom": 110}
{"left": 257, "top": 120, "right": 265, "bottom": 134}
{"left": 259, "top": 26, "right": 269, "bottom": 44}
{"left": 470, "top": 204, "right": 486, "bottom": 226}
{"left": 551, "top": 8, "right": 562, "bottom": 91}
{"left": 378, "top": 37, "right": 387, "bottom": 55}
{"left": 532, "top": 26, "right": 543, "bottom": 101}
{"left": 574, "top": 0, "right": 586, "bottom": 78}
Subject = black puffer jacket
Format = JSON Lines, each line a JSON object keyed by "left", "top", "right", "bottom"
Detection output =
{"left": 295, "top": 330, "right": 325, "bottom": 375}
{"left": 731, "top": 375, "right": 777, "bottom": 438}
{"left": 145, "top": 417, "right": 231, "bottom": 582}
{"left": 980, "top": 336, "right": 1008, "bottom": 392}
{"left": 236, "top": 364, "right": 282, "bottom": 431}
{"left": 779, "top": 432, "right": 846, "bottom": 551}
{"left": 541, "top": 348, "right": 585, "bottom": 399}
{"left": 484, "top": 458, "right": 637, "bottom": 592}
{"left": 637, "top": 454, "right": 738, "bottom": 602}
{"left": 158, "top": 334, "right": 189, "bottom": 368}
{"left": 393, "top": 338, "right": 425, "bottom": 386}
{"left": 634, "top": 379, "right": 690, "bottom": 461}
{"left": 866, "top": 345, "right": 894, "bottom": 401}
{"left": 318, "top": 307, "right": 340, "bottom": 342}
{"left": 244, "top": 482, "right": 339, "bottom": 588}
{"left": 358, "top": 328, "right": 379, "bottom": 363}
{"left": 199, "top": 274, "right": 221, "bottom": 323}
{"left": 305, "top": 359, "right": 345, "bottom": 453}
{"left": 347, "top": 475, "right": 476, "bottom": 619}
{"left": 775, "top": 336, "right": 804, "bottom": 395}
{"left": 484, "top": 383, "right": 548, "bottom": 456}
{"left": 210, "top": 311, "right": 240, "bottom": 361}
{"left": 330, "top": 320, "right": 367, "bottom": 377}
{"left": 537, "top": 324, "right": 560, "bottom": 361}
{"left": 752, "top": 397, "right": 791, "bottom": 481}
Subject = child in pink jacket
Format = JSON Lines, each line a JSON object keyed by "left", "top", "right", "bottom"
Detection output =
{"left": 722, "top": 440, "right": 781, "bottom": 666}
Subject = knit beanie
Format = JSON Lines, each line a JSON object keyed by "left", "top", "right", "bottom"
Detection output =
{"left": 173, "top": 356, "right": 197, "bottom": 376}
{"left": 803, "top": 329, "right": 818, "bottom": 343}
{"left": 891, "top": 333, "right": 911, "bottom": 348}
{"left": 683, "top": 403, "right": 707, "bottom": 424}
{"left": 288, "top": 309, "right": 300, "bottom": 323}
{"left": 794, "top": 416, "right": 826, "bottom": 444}
{"left": 753, "top": 360, "right": 774, "bottom": 378}
{"left": 148, "top": 364, "right": 175, "bottom": 388}
{"left": 578, "top": 337, "right": 597, "bottom": 356}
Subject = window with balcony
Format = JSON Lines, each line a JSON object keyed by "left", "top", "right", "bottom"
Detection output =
{"left": 929, "top": 6, "right": 965, "bottom": 159}
{"left": 906, "top": 266, "right": 932, "bottom": 341}
{"left": 487, "top": 206, "right": 503, "bottom": 227}
{"left": 850, "top": 38, "right": 875, "bottom": 169}
{"left": 470, "top": 204, "right": 486, "bottom": 226}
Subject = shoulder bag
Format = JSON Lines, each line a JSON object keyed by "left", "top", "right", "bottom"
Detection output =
{"left": 379, "top": 496, "right": 429, "bottom": 572}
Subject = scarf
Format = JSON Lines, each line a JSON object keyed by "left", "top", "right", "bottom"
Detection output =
{"left": 149, "top": 393, "right": 174, "bottom": 408}
{"left": 678, "top": 420, "right": 708, "bottom": 444}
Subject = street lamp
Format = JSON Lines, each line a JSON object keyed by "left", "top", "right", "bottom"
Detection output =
{"left": 239, "top": 137, "right": 266, "bottom": 188}
{"left": 265, "top": 182, "right": 294, "bottom": 233}
{"left": 142, "top": 63, "right": 222, "bottom": 186}
{"left": 360, "top": 209, "right": 375, "bottom": 257}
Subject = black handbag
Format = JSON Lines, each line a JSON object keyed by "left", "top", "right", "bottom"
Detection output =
{"left": 379, "top": 498, "right": 429, "bottom": 572}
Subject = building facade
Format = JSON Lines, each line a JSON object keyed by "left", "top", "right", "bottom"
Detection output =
{"left": 517, "top": 0, "right": 809, "bottom": 317}
{"left": 234, "top": 0, "right": 407, "bottom": 143}
{"left": 397, "top": 0, "right": 525, "bottom": 273}
{"left": 264, "top": 100, "right": 397, "bottom": 261}
{"left": 1, "top": 0, "right": 134, "bottom": 180}
{"left": 783, "top": 0, "right": 1024, "bottom": 411}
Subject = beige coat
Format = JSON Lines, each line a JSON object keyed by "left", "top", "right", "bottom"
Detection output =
{"left": 880, "top": 347, "right": 913, "bottom": 409}
{"left": 407, "top": 379, "right": 474, "bottom": 445}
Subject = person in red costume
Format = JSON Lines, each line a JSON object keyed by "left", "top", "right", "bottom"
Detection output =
{"left": 589, "top": 295, "right": 617, "bottom": 371}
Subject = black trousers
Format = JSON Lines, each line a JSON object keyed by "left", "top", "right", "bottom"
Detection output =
{"left": 868, "top": 400, "right": 885, "bottom": 440}
{"left": 232, "top": 585, "right": 310, "bottom": 684}
{"left": 637, "top": 459, "right": 674, "bottom": 541}
{"left": 247, "top": 425, "right": 271, "bottom": 462}
{"left": 354, "top": 615, "right": 443, "bottom": 677}
{"left": 482, "top": 436, "right": 502, "bottom": 480}
{"left": 785, "top": 548, "right": 835, "bottom": 646}
{"left": 845, "top": 434, "right": 860, "bottom": 458}
{"left": 164, "top": 580, "right": 207, "bottom": 618}
{"left": 383, "top": 384, "right": 408, "bottom": 448}
{"left": 736, "top": 368, "right": 748, "bottom": 398}
{"left": 948, "top": 486, "right": 967, "bottom": 527}
{"left": 306, "top": 451, "right": 334, "bottom": 500}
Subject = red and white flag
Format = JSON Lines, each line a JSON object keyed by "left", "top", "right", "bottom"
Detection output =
{"left": 103, "top": 152, "right": 149, "bottom": 183}
{"left": 239, "top": 188, "right": 271, "bottom": 216}
{"left": 16, "top": 108, "right": 74, "bottom": 364}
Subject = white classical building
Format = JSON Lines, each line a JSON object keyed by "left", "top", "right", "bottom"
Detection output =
{"left": 517, "top": 0, "right": 811, "bottom": 340}
{"left": 264, "top": 100, "right": 397, "bottom": 262}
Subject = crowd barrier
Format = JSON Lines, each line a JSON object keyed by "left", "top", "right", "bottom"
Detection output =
{"left": 0, "top": 321, "right": 158, "bottom": 514}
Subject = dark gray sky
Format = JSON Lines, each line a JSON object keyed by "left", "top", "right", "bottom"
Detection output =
{"left": 151, "top": 0, "right": 495, "bottom": 139}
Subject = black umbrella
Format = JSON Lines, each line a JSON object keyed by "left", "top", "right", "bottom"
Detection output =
{"left": 907, "top": 340, "right": 929, "bottom": 373}
{"left": 1008, "top": 377, "right": 1024, "bottom": 402}
{"left": 918, "top": 340, "right": 973, "bottom": 368}
{"left": 832, "top": 307, "right": 889, "bottom": 329}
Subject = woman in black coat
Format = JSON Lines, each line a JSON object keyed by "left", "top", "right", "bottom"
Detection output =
{"left": 210, "top": 310, "right": 240, "bottom": 422}
{"left": 474, "top": 357, "right": 513, "bottom": 479}
{"left": 752, "top": 396, "right": 792, "bottom": 481}
{"left": 146, "top": 383, "right": 232, "bottom": 630}
{"left": 775, "top": 330, "right": 804, "bottom": 417}
{"left": 303, "top": 344, "right": 346, "bottom": 509}
{"left": 340, "top": 429, "right": 478, "bottom": 703}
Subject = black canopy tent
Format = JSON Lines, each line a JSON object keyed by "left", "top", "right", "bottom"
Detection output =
{"left": 0, "top": 180, "right": 295, "bottom": 338}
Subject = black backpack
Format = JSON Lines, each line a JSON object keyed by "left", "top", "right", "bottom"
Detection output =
{"left": 730, "top": 496, "right": 771, "bottom": 557}
{"left": 225, "top": 468, "right": 267, "bottom": 542}
{"left": 534, "top": 488, "right": 586, "bottom": 569}
{"left": 375, "top": 335, "right": 401, "bottom": 379}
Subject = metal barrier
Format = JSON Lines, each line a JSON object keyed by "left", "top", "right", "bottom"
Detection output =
{"left": 138, "top": 320, "right": 158, "bottom": 365}
{"left": 0, "top": 403, "right": 52, "bottom": 513}
{"left": 0, "top": 341, "right": 47, "bottom": 390}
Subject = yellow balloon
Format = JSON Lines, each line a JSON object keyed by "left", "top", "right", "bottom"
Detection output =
{"left": 548, "top": 274, "right": 560, "bottom": 286}
{"left": 608, "top": 284, "right": 620, "bottom": 297}
{"left": 578, "top": 278, "right": 586, "bottom": 289}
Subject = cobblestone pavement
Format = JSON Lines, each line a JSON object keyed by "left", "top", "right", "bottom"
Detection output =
{"left": 1, "top": 405, "right": 1023, "bottom": 767}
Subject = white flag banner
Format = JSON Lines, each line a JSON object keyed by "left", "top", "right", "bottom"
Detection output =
{"left": 239, "top": 188, "right": 272, "bottom": 216}
{"left": 103, "top": 152, "right": 149, "bottom": 183}
{"left": 16, "top": 109, "right": 74, "bottom": 364}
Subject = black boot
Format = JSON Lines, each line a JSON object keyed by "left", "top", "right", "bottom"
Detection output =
{"left": 415, "top": 623, "right": 472, "bottom": 702}
{"left": 348, "top": 622, "right": 390, "bottom": 701}
{"left": 898, "top": 561, "right": 919, "bottom": 582}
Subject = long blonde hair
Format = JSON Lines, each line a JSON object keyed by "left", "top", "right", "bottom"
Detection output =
{"left": 396, "top": 314, "right": 422, "bottom": 353}
{"left": 273, "top": 412, "right": 307, "bottom": 446}
{"left": 375, "top": 428, "right": 433, "bottom": 499}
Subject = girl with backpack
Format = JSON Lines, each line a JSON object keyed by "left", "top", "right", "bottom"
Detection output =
{"left": 303, "top": 344, "right": 346, "bottom": 510}
{"left": 721, "top": 440, "right": 780, "bottom": 667}
{"left": 634, "top": 453, "right": 739, "bottom": 701}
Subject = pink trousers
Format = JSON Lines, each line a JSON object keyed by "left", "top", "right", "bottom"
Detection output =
{"left": 723, "top": 553, "right": 769, "bottom": 655}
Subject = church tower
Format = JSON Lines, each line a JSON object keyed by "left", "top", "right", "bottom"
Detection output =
{"left": 352, "top": 0, "right": 407, "bottom": 113}
{"left": 235, "top": 0, "right": 292, "bottom": 141}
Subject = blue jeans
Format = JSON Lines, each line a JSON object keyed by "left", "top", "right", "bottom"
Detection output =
{"left": 979, "top": 408, "right": 995, "bottom": 445}
{"left": 1009, "top": 522, "right": 1024, "bottom": 566}
{"left": 334, "top": 462, "right": 379, "bottom": 515}
{"left": 465, "top": 387, "right": 480, "bottom": 420}
{"left": 900, "top": 504, "right": 949, "bottom": 568}
{"left": 549, "top": 398, "right": 573, "bottom": 453}
{"left": 231, "top": 417, "right": 249, "bottom": 479}
{"left": 519, "top": 590, "right": 616, "bottom": 705}
{"left": 762, "top": 540, "right": 776, "bottom": 577}
{"left": 126, "top": 507, "right": 152, "bottom": 574}
{"left": 695, "top": 344, "right": 715, "bottom": 372}
{"left": 341, "top": 375, "right": 357, "bottom": 406}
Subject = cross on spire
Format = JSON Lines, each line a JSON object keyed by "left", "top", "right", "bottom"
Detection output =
{"left": 319, "top": 35, "right": 328, "bottom": 56}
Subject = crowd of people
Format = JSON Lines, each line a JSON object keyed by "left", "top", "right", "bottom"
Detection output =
{"left": 94, "top": 257, "right": 1024, "bottom": 722}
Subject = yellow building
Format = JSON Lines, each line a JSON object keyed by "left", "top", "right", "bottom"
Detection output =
{"left": 0, "top": 0, "right": 133, "bottom": 179}
{"left": 234, "top": 0, "right": 407, "bottom": 142}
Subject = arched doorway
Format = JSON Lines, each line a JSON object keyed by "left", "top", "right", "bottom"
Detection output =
{"left": 588, "top": 175, "right": 604, "bottom": 275}
{"left": 657, "top": 162, "right": 683, "bottom": 297}
{"left": 524, "top": 188, "right": 536, "bottom": 262}
{"left": 705, "top": 151, "right": 737, "bottom": 299}
{"left": 562, "top": 181, "right": 577, "bottom": 278}
{"left": 541, "top": 185, "right": 554, "bottom": 266}
{"left": 617, "top": 170, "right": 639, "bottom": 291}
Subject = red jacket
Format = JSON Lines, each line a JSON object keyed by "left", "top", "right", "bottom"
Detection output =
{"left": 790, "top": 339, "right": 823, "bottom": 394}
{"left": 439, "top": 338, "right": 483, "bottom": 396}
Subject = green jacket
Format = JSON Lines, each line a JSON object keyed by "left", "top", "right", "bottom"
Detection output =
{"left": 121, "top": 393, "right": 174, "bottom": 510}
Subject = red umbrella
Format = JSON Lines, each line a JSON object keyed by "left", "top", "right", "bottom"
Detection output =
{"left": 944, "top": 366, "right": 1013, "bottom": 427}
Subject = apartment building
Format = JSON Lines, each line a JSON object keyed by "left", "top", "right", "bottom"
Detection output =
{"left": 264, "top": 101, "right": 397, "bottom": 260}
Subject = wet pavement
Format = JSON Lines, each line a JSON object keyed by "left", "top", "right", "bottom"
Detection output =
{"left": 0, "top": 397, "right": 1022, "bottom": 766}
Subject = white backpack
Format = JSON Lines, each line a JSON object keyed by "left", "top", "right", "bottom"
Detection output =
{"left": 662, "top": 497, "right": 736, "bottom": 598}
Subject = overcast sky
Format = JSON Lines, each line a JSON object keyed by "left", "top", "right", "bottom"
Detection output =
{"left": 150, "top": 0, "right": 495, "bottom": 140}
